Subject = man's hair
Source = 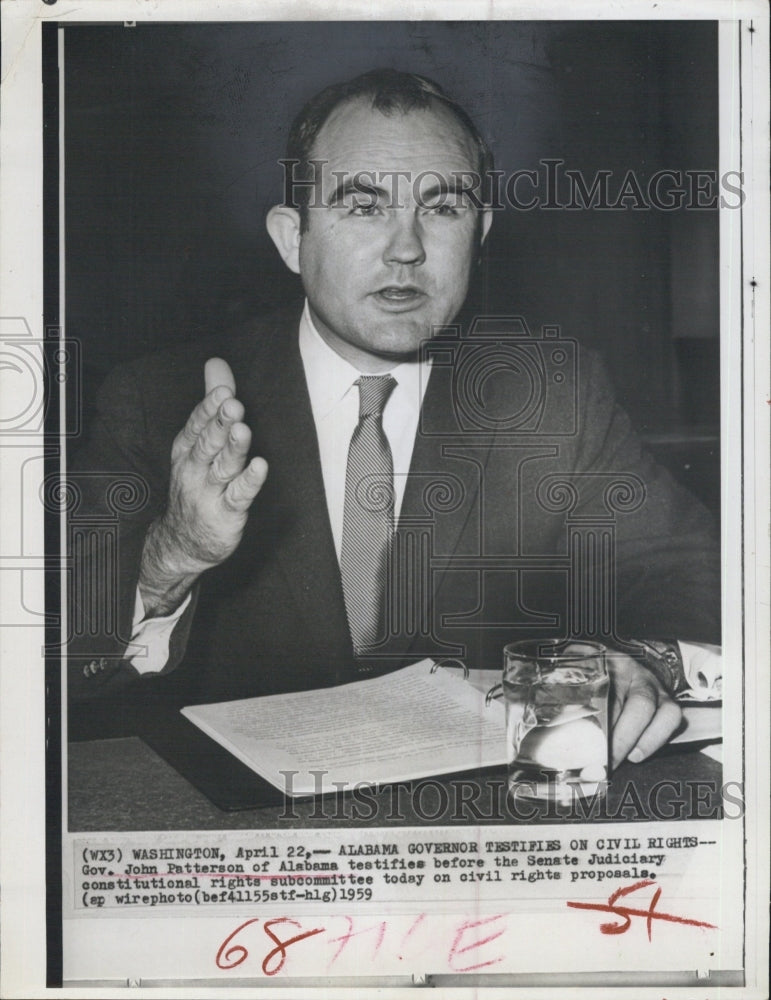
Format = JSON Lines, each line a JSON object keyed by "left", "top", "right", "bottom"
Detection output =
{"left": 284, "top": 68, "right": 494, "bottom": 227}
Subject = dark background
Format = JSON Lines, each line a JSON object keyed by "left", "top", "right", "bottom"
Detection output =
{"left": 64, "top": 20, "right": 720, "bottom": 517}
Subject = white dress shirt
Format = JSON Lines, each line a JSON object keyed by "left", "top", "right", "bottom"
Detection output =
{"left": 126, "top": 304, "right": 721, "bottom": 699}
{"left": 298, "top": 300, "right": 430, "bottom": 558}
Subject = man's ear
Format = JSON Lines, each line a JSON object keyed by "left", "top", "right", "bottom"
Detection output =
{"left": 266, "top": 205, "right": 302, "bottom": 274}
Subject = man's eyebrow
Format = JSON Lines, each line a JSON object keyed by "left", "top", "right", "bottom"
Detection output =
{"left": 324, "top": 174, "right": 477, "bottom": 207}
{"left": 328, "top": 177, "right": 390, "bottom": 206}
{"left": 418, "top": 177, "right": 475, "bottom": 202}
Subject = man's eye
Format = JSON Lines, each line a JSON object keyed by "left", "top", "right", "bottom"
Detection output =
{"left": 350, "top": 200, "right": 380, "bottom": 216}
{"left": 423, "top": 202, "right": 459, "bottom": 216}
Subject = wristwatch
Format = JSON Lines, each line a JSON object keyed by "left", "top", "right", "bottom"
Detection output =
{"left": 627, "top": 639, "right": 687, "bottom": 694}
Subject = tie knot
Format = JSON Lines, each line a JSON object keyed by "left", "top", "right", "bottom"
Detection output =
{"left": 356, "top": 374, "right": 396, "bottom": 418}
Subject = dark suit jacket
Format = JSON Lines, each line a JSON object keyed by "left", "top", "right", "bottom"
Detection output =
{"left": 68, "top": 303, "right": 720, "bottom": 712}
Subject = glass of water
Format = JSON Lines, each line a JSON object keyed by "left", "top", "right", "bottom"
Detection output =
{"left": 498, "top": 639, "right": 610, "bottom": 805}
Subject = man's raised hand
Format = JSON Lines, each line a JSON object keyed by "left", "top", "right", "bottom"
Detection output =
{"left": 138, "top": 359, "right": 268, "bottom": 617}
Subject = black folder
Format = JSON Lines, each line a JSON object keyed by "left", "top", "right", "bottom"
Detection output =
{"left": 136, "top": 706, "right": 289, "bottom": 811}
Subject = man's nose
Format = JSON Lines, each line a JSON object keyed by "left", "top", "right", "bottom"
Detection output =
{"left": 383, "top": 211, "right": 426, "bottom": 266}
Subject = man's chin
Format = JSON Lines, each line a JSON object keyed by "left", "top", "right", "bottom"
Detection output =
{"left": 365, "top": 311, "right": 451, "bottom": 354}
{"left": 367, "top": 329, "right": 435, "bottom": 362}
{"left": 374, "top": 343, "right": 423, "bottom": 364}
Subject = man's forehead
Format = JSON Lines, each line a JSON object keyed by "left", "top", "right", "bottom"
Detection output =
{"left": 310, "top": 96, "right": 479, "bottom": 177}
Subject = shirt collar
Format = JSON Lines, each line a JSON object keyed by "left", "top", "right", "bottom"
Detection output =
{"left": 299, "top": 299, "right": 429, "bottom": 420}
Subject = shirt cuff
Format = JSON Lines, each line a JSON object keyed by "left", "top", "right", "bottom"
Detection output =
{"left": 677, "top": 640, "right": 722, "bottom": 701}
{"left": 127, "top": 588, "right": 192, "bottom": 675}
{"left": 628, "top": 639, "right": 722, "bottom": 701}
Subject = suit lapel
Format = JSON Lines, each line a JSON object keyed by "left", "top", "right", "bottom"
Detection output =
{"left": 400, "top": 355, "right": 489, "bottom": 545}
{"left": 236, "top": 310, "right": 355, "bottom": 678}
{"left": 396, "top": 358, "right": 492, "bottom": 660}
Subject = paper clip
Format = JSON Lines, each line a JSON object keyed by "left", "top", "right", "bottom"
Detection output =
{"left": 430, "top": 658, "right": 469, "bottom": 679}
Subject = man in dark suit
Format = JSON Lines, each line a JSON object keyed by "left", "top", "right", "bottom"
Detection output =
{"left": 69, "top": 70, "right": 720, "bottom": 770}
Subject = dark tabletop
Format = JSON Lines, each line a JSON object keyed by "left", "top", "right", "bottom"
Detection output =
{"left": 68, "top": 734, "right": 723, "bottom": 831}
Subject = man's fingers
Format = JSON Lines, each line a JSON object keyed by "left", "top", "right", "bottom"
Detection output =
{"left": 223, "top": 457, "right": 268, "bottom": 512}
{"left": 621, "top": 697, "right": 683, "bottom": 765}
{"left": 180, "top": 385, "right": 234, "bottom": 447}
{"left": 190, "top": 398, "right": 245, "bottom": 464}
{"left": 175, "top": 360, "right": 237, "bottom": 454}
{"left": 209, "top": 421, "right": 252, "bottom": 483}
{"left": 606, "top": 651, "right": 683, "bottom": 767}
{"left": 204, "top": 357, "right": 236, "bottom": 397}
{"left": 611, "top": 671, "right": 683, "bottom": 767}
{"left": 611, "top": 683, "right": 657, "bottom": 768}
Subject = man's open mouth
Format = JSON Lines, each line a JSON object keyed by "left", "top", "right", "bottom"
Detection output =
{"left": 373, "top": 285, "right": 425, "bottom": 304}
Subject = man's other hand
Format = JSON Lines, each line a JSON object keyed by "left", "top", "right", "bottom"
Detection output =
{"left": 608, "top": 651, "right": 683, "bottom": 767}
{"left": 138, "top": 359, "right": 268, "bottom": 617}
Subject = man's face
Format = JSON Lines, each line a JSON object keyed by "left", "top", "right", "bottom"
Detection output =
{"left": 294, "top": 98, "right": 491, "bottom": 372}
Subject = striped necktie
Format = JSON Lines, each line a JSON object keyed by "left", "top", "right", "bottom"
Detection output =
{"left": 340, "top": 374, "right": 397, "bottom": 658}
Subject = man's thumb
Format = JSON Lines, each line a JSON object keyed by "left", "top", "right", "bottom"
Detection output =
{"left": 204, "top": 357, "right": 236, "bottom": 397}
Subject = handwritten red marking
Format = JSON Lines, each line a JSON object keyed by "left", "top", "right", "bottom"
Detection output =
{"left": 398, "top": 913, "right": 427, "bottom": 960}
{"left": 262, "top": 918, "right": 325, "bottom": 976}
{"left": 215, "top": 917, "right": 324, "bottom": 974}
{"left": 567, "top": 880, "right": 717, "bottom": 941}
{"left": 327, "top": 915, "right": 387, "bottom": 966}
{"left": 216, "top": 917, "right": 261, "bottom": 970}
{"left": 447, "top": 915, "right": 506, "bottom": 972}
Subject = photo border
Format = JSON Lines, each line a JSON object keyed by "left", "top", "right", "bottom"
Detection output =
{"left": 0, "top": 1, "right": 768, "bottom": 997}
